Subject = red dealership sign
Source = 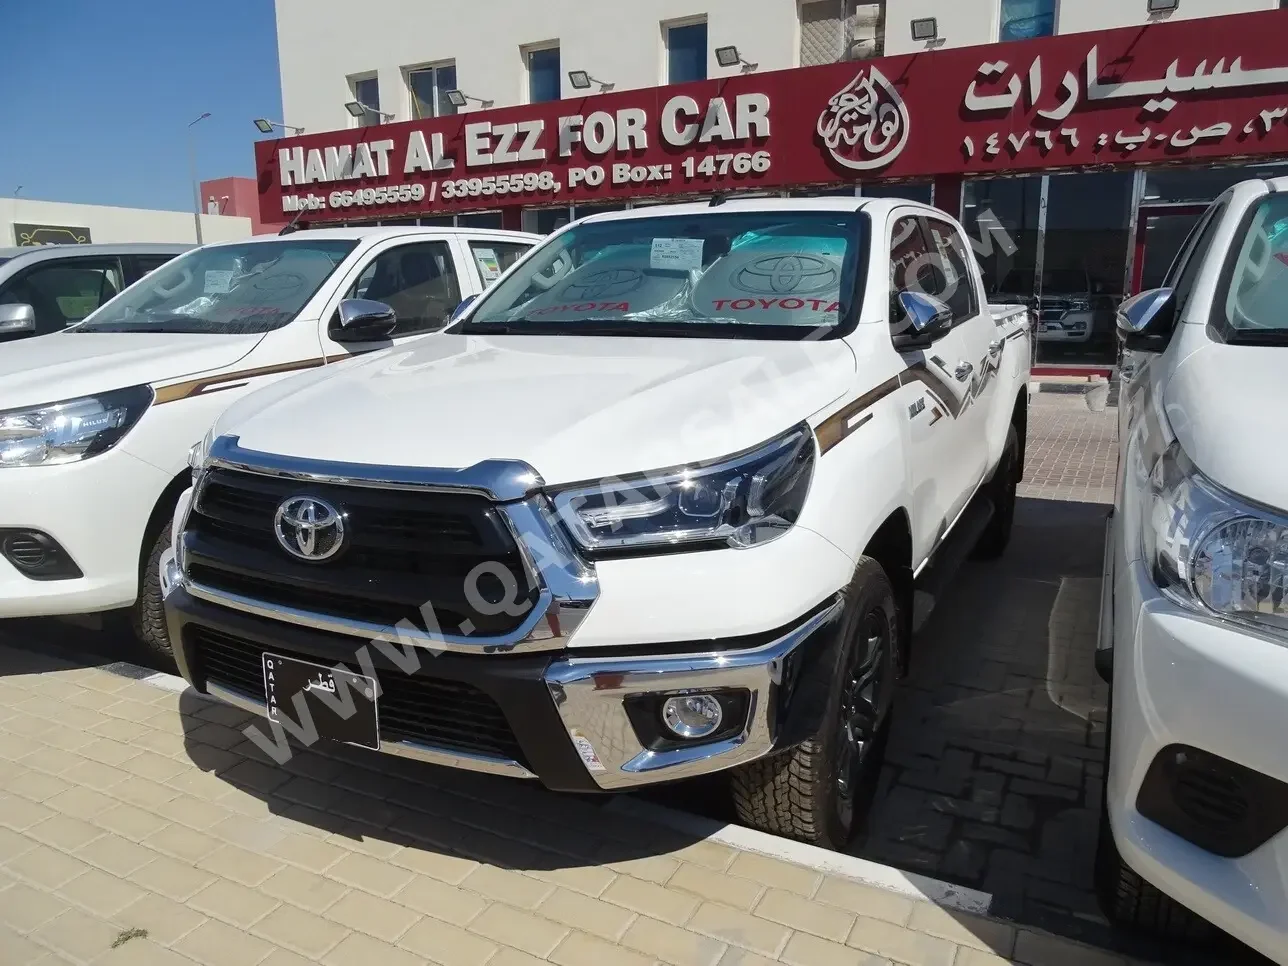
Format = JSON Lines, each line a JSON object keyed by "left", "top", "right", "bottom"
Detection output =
{"left": 256, "top": 9, "right": 1288, "bottom": 223}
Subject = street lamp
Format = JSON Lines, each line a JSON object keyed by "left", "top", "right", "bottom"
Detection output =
{"left": 254, "top": 118, "right": 305, "bottom": 135}
{"left": 714, "top": 45, "right": 758, "bottom": 72}
{"left": 444, "top": 89, "right": 494, "bottom": 109}
{"left": 187, "top": 112, "right": 211, "bottom": 246}
{"left": 343, "top": 100, "right": 394, "bottom": 124}
{"left": 568, "top": 70, "right": 614, "bottom": 92}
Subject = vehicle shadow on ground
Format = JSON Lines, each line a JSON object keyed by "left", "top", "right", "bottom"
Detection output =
{"left": 859, "top": 496, "right": 1264, "bottom": 965}
{"left": 173, "top": 686, "right": 723, "bottom": 881}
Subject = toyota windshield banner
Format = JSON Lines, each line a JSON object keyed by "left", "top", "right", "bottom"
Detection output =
{"left": 256, "top": 8, "right": 1288, "bottom": 222}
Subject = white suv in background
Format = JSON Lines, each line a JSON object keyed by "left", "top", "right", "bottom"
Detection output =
{"left": 1098, "top": 176, "right": 1288, "bottom": 965}
{"left": 0, "top": 227, "right": 537, "bottom": 659}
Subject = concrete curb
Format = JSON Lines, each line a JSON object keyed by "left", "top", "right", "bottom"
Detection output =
{"left": 607, "top": 795, "right": 994, "bottom": 916}
{"left": 102, "top": 659, "right": 994, "bottom": 918}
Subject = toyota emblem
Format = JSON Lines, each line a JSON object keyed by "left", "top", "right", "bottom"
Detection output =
{"left": 274, "top": 496, "right": 346, "bottom": 561}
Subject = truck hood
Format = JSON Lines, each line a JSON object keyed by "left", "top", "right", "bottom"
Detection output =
{"left": 219, "top": 334, "right": 857, "bottom": 485}
{"left": 0, "top": 333, "right": 262, "bottom": 411}
{"left": 1167, "top": 342, "right": 1288, "bottom": 512}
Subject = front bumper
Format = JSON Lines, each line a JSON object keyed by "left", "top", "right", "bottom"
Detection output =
{"left": 1106, "top": 534, "right": 1288, "bottom": 963}
{"left": 163, "top": 550, "right": 844, "bottom": 792}
{"left": 0, "top": 448, "right": 171, "bottom": 617}
{"left": 1036, "top": 311, "right": 1094, "bottom": 343}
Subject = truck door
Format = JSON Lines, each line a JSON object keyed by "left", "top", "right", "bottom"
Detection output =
{"left": 319, "top": 238, "right": 468, "bottom": 359}
{"left": 922, "top": 215, "right": 1001, "bottom": 483}
{"left": 889, "top": 213, "right": 987, "bottom": 559}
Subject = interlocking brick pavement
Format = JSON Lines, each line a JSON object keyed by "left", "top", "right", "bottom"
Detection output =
{"left": 0, "top": 637, "right": 1158, "bottom": 966}
{"left": 858, "top": 391, "right": 1120, "bottom": 943}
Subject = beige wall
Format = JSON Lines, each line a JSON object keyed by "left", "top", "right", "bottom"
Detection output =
{"left": 2, "top": 197, "right": 251, "bottom": 247}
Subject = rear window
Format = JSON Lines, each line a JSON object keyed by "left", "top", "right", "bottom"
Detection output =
{"left": 1223, "top": 194, "right": 1288, "bottom": 334}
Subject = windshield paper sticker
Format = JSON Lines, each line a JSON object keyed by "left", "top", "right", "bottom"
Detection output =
{"left": 650, "top": 237, "right": 705, "bottom": 272}
{"left": 203, "top": 270, "right": 234, "bottom": 294}
{"left": 473, "top": 248, "right": 503, "bottom": 282}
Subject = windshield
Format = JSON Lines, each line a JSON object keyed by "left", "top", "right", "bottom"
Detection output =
{"left": 1222, "top": 195, "right": 1288, "bottom": 339}
{"left": 74, "top": 239, "right": 357, "bottom": 334}
{"left": 456, "top": 211, "right": 865, "bottom": 339}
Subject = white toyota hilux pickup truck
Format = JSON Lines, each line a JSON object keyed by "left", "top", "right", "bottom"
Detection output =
{"left": 163, "top": 198, "right": 1031, "bottom": 845}
{"left": 0, "top": 226, "right": 538, "bottom": 659}
{"left": 1096, "top": 176, "right": 1288, "bottom": 963}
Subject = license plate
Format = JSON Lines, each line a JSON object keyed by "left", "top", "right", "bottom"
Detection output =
{"left": 262, "top": 653, "right": 380, "bottom": 750}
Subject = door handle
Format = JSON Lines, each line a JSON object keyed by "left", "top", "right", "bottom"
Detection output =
{"left": 954, "top": 361, "right": 974, "bottom": 381}
{"left": 988, "top": 340, "right": 1004, "bottom": 357}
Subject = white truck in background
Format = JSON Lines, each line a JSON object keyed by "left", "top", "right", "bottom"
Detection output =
{"left": 0, "top": 227, "right": 539, "bottom": 659}
{"left": 164, "top": 198, "right": 1031, "bottom": 845}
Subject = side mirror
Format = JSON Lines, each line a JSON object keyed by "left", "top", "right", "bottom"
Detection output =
{"left": 331, "top": 298, "right": 397, "bottom": 343}
{"left": 450, "top": 295, "right": 478, "bottom": 322}
{"left": 0, "top": 303, "right": 36, "bottom": 337}
{"left": 1116, "top": 287, "right": 1176, "bottom": 353}
{"left": 893, "top": 291, "right": 954, "bottom": 350}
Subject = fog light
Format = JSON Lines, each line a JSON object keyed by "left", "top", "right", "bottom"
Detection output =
{"left": 661, "top": 694, "right": 723, "bottom": 739}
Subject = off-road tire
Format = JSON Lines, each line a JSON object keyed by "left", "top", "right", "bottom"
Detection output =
{"left": 1094, "top": 798, "right": 1213, "bottom": 941}
{"left": 730, "top": 556, "right": 897, "bottom": 849}
{"left": 974, "top": 423, "right": 1020, "bottom": 560}
{"left": 130, "top": 523, "right": 176, "bottom": 668}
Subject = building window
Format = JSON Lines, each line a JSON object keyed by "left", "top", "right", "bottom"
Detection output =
{"left": 408, "top": 63, "right": 458, "bottom": 119}
{"left": 350, "top": 75, "right": 381, "bottom": 126}
{"left": 667, "top": 20, "right": 708, "bottom": 84}
{"left": 999, "top": 0, "right": 1055, "bottom": 41}
{"left": 527, "top": 45, "right": 561, "bottom": 103}
{"left": 800, "top": 1, "right": 885, "bottom": 66}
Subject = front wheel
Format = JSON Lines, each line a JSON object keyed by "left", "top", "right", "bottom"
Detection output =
{"left": 730, "top": 556, "right": 899, "bottom": 849}
{"left": 130, "top": 523, "right": 176, "bottom": 669}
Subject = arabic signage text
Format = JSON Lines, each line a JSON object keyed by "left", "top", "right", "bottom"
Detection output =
{"left": 256, "top": 8, "right": 1288, "bottom": 222}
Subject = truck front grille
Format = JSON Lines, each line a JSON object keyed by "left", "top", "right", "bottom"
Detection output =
{"left": 183, "top": 468, "right": 539, "bottom": 638}
{"left": 188, "top": 625, "right": 528, "bottom": 764}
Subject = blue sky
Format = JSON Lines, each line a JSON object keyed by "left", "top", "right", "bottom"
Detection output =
{"left": 0, "top": 0, "right": 282, "bottom": 211}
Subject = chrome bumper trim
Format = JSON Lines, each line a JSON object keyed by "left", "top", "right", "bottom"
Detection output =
{"left": 543, "top": 597, "right": 843, "bottom": 789}
{"left": 202, "top": 680, "right": 538, "bottom": 780}
{"left": 177, "top": 442, "right": 600, "bottom": 655}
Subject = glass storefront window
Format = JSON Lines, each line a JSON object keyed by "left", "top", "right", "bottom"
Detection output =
{"left": 522, "top": 206, "right": 572, "bottom": 235}
{"left": 457, "top": 212, "right": 504, "bottom": 229}
{"left": 419, "top": 215, "right": 456, "bottom": 227}
{"left": 963, "top": 175, "right": 1042, "bottom": 297}
{"left": 789, "top": 186, "right": 859, "bottom": 197}
{"left": 862, "top": 182, "right": 933, "bottom": 205}
{"left": 1041, "top": 171, "right": 1132, "bottom": 366}
{"left": 1144, "top": 162, "right": 1288, "bottom": 205}
{"left": 572, "top": 202, "right": 628, "bottom": 219}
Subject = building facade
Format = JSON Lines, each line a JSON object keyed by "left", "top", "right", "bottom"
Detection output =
{"left": 265, "top": 0, "right": 1288, "bottom": 367}
{"left": 2, "top": 197, "right": 251, "bottom": 248}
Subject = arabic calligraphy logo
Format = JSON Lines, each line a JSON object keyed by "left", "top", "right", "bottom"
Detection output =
{"left": 562, "top": 269, "right": 643, "bottom": 300}
{"left": 817, "top": 65, "right": 911, "bottom": 171}
{"left": 733, "top": 255, "right": 838, "bottom": 295}
{"left": 274, "top": 496, "right": 346, "bottom": 562}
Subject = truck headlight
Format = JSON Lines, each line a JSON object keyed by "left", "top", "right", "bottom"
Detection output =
{"left": 1146, "top": 440, "right": 1288, "bottom": 637}
{"left": 551, "top": 425, "right": 814, "bottom": 554}
{"left": 0, "top": 386, "right": 153, "bottom": 468}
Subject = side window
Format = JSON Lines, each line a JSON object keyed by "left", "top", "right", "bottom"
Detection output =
{"left": 468, "top": 241, "right": 532, "bottom": 285}
{"left": 0, "top": 258, "right": 124, "bottom": 334}
{"left": 923, "top": 219, "right": 980, "bottom": 324}
{"left": 890, "top": 215, "right": 933, "bottom": 329}
{"left": 347, "top": 242, "right": 462, "bottom": 336}
{"left": 1167, "top": 202, "right": 1226, "bottom": 317}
